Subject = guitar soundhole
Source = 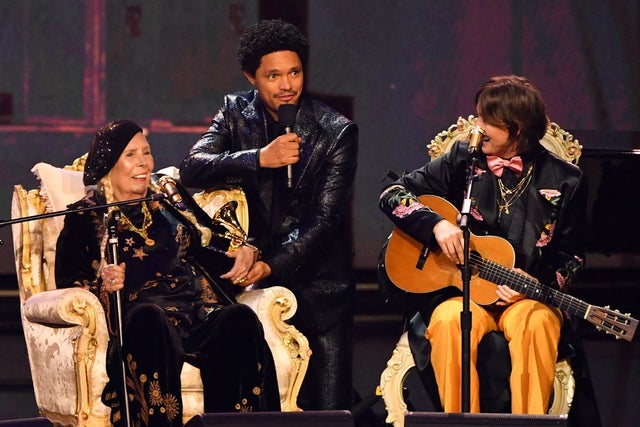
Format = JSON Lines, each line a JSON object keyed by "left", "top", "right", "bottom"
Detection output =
{"left": 469, "top": 250, "right": 482, "bottom": 276}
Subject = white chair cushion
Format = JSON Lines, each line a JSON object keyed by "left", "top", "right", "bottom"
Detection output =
{"left": 31, "top": 162, "right": 86, "bottom": 212}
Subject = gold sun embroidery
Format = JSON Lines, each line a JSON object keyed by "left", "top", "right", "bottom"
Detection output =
{"left": 148, "top": 381, "right": 163, "bottom": 406}
{"left": 164, "top": 393, "right": 180, "bottom": 420}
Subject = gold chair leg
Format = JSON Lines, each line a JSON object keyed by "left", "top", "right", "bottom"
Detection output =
{"left": 379, "top": 332, "right": 414, "bottom": 427}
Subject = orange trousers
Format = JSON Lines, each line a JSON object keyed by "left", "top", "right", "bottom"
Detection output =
{"left": 425, "top": 297, "right": 562, "bottom": 414}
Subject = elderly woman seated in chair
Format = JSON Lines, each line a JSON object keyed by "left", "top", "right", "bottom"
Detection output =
{"left": 55, "top": 119, "right": 280, "bottom": 426}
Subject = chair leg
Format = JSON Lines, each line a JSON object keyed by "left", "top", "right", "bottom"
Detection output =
{"left": 380, "top": 332, "right": 575, "bottom": 427}
{"left": 549, "top": 359, "right": 575, "bottom": 415}
{"left": 379, "top": 332, "right": 415, "bottom": 427}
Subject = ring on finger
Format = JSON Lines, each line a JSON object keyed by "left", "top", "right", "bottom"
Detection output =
{"left": 110, "top": 278, "right": 115, "bottom": 285}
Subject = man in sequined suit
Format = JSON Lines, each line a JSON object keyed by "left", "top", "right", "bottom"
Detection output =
{"left": 179, "top": 19, "right": 358, "bottom": 410}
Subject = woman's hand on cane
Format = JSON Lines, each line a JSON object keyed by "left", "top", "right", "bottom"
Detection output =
{"left": 102, "top": 262, "right": 126, "bottom": 293}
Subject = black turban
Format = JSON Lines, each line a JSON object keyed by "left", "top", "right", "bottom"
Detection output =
{"left": 83, "top": 119, "right": 143, "bottom": 185}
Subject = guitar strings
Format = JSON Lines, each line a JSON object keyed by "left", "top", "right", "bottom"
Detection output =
{"left": 473, "top": 254, "right": 635, "bottom": 337}
{"left": 449, "top": 246, "right": 633, "bottom": 339}
{"left": 466, "top": 252, "right": 587, "bottom": 315}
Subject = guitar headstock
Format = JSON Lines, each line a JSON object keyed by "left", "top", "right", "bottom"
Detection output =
{"left": 587, "top": 305, "right": 638, "bottom": 342}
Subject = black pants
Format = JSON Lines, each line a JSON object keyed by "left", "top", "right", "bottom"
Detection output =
{"left": 104, "top": 303, "right": 280, "bottom": 426}
{"left": 296, "top": 318, "right": 354, "bottom": 411}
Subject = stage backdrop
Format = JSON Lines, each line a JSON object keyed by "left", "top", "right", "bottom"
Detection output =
{"left": 0, "top": 0, "right": 638, "bottom": 274}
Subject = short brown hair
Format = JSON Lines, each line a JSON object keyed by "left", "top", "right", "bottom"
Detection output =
{"left": 475, "top": 75, "right": 548, "bottom": 152}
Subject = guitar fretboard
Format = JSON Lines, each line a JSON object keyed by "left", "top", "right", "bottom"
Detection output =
{"left": 475, "top": 256, "right": 590, "bottom": 318}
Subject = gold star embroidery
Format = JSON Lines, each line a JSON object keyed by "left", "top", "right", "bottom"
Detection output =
{"left": 125, "top": 237, "right": 135, "bottom": 246}
{"left": 132, "top": 247, "right": 148, "bottom": 260}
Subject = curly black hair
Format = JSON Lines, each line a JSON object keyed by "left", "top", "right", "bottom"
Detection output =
{"left": 238, "top": 19, "right": 309, "bottom": 76}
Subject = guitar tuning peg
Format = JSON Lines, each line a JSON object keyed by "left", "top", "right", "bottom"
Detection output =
{"left": 605, "top": 331, "right": 621, "bottom": 340}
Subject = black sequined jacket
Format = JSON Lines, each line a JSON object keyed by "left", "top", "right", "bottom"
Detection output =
{"left": 380, "top": 140, "right": 587, "bottom": 293}
{"left": 179, "top": 90, "right": 359, "bottom": 332}
{"left": 378, "top": 141, "right": 601, "bottom": 423}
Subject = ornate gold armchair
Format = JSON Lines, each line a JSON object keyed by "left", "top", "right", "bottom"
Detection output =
{"left": 378, "top": 116, "right": 581, "bottom": 427}
{"left": 11, "top": 160, "right": 311, "bottom": 426}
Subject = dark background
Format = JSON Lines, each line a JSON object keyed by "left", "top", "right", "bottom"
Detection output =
{"left": 1, "top": 0, "right": 639, "bottom": 272}
{"left": 0, "top": 1, "right": 639, "bottom": 426}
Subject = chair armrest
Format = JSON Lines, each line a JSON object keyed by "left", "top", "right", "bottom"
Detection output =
{"left": 236, "top": 285, "right": 297, "bottom": 322}
{"left": 237, "top": 286, "right": 311, "bottom": 411}
{"left": 21, "top": 287, "right": 111, "bottom": 425}
{"left": 23, "top": 287, "right": 105, "bottom": 326}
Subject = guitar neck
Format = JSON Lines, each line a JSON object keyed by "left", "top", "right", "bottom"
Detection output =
{"left": 477, "top": 258, "right": 589, "bottom": 317}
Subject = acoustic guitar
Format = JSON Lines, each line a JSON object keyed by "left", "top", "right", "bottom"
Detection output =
{"left": 383, "top": 194, "right": 638, "bottom": 342}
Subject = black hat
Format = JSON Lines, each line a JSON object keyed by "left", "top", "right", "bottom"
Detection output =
{"left": 83, "top": 119, "right": 142, "bottom": 185}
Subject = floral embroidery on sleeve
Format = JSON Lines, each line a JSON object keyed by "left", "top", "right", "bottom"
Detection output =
{"left": 470, "top": 206, "right": 484, "bottom": 222}
{"left": 556, "top": 270, "right": 567, "bottom": 290}
{"left": 536, "top": 222, "right": 555, "bottom": 247}
{"left": 464, "top": 193, "right": 484, "bottom": 222}
{"left": 380, "top": 185, "right": 427, "bottom": 218}
{"left": 535, "top": 189, "right": 562, "bottom": 247}
{"left": 475, "top": 167, "right": 488, "bottom": 176}
{"left": 539, "top": 188, "right": 561, "bottom": 200}
{"left": 555, "top": 254, "right": 584, "bottom": 290}
{"left": 392, "top": 201, "right": 424, "bottom": 218}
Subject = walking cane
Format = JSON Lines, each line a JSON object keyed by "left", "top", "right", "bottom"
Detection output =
{"left": 106, "top": 212, "right": 132, "bottom": 427}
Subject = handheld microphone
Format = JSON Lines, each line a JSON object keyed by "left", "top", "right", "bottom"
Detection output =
{"left": 468, "top": 126, "right": 486, "bottom": 154}
{"left": 278, "top": 104, "right": 297, "bottom": 188}
{"left": 157, "top": 175, "right": 187, "bottom": 210}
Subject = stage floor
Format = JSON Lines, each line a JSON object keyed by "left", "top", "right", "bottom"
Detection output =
{"left": 1, "top": 280, "right": 639, "bottom": 426}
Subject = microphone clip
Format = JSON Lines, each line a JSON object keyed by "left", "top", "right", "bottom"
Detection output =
{"left": 157, "top": 175, "right": 187, "bottom": 210}
{"left": 467, "top": 126, "right": 486, "bottom": 155}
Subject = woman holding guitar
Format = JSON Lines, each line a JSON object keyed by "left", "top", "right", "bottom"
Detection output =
{"left": 379, "top": 76, "right": 593, "bottom": 419}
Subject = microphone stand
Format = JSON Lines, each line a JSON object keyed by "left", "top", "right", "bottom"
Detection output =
{"left": 458, "top": 156, "right": 480, "bottom": 413}
{"left": 1, "top": 193, "right": 166, "bottom": 427}
{"left": 105, "top": 210, "right": 132, "bottom": 427}
{"left": 0, "top": 193, "right": 166, "bottom": 228}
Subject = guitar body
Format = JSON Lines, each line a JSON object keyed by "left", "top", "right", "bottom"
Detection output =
{"left": 384, "top": 195, "right": 514, "bottom": 306}
{"left": 382, "top": 194, "right": 639, "bottom": 341}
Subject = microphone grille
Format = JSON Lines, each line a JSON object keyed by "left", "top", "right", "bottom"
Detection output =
{"left": 278, "top": 104, "right": 297, "bottom": 128}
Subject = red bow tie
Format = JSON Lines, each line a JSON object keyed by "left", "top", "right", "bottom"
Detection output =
{"left": 486, "top": 156, "right": 524, "bottom": 178}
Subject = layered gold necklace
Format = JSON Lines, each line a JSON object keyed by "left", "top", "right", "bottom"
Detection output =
{"left": 497, "top": 165, "right": 533, "bottom": 220}
{"left": 117, "top": 201, "right": 155, "bottom": 246}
